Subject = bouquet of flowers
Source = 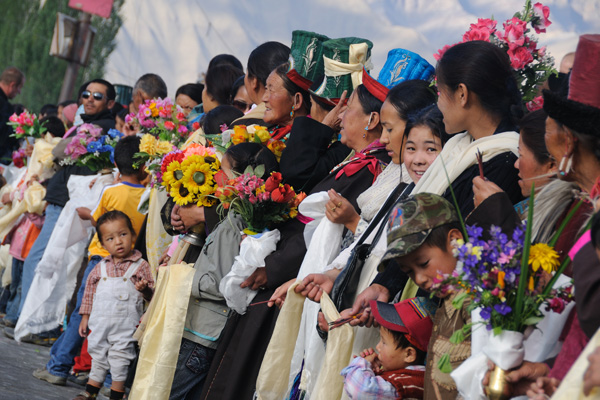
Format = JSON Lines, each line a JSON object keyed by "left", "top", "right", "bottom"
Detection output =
{"left": 432, "top": 186, "right": 576, "bottom": 387}
{"left": 434, "top": 0, "right": 556, "bottom": 103}
{"left": 8, "top": 111, "right": 47, "bottom": 140}
{"left": 205, "top": 124, "right": 286, "bottom": 162}
{"left": 215, "top": 167, "right": 306, "bottom": 234}
{"left": 160, "top": 144, "right": 221, "bottom": 207}
{"left": 62, "top": 125, "right": 123, "bottom": 172}
{"left": 12, "top": 148, "right": 27, "bottom": 168}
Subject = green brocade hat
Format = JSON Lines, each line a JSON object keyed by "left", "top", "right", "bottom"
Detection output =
{"left": 310, "top": 37, "right": 374, "bottom": 104}
{"left": 288, "top": 30, "right": 330, "bottom": 91}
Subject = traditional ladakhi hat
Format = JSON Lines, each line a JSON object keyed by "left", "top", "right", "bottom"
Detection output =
{"left": 543, "top": 34, "right": 600, "bottom": 137}
{"left": 287, "top": 30, "right": 330, "bottom": 91}
{"left": 310, "top": 37, "right": 374, "bottom": 104}
{"left": 362, "top": 48, "right": 435, "bottom": 103}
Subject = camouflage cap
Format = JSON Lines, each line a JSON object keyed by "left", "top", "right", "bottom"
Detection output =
{"left": 378, "top": 193, "right": 458, "bottom": 271}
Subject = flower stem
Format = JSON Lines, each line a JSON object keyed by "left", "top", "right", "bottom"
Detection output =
{"left": 515, "top": 183, "right": 535, "bottom": 331}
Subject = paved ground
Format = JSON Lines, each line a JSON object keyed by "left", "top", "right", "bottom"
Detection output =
{"left": 0, "top": 332, "right": 83, "bottom": 399}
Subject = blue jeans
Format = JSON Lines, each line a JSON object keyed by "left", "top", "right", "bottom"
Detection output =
{"left": 169, "top": 338, "right": 216, "bottom": 400}
{"left": 46, "top": 255, "right": 102, "bottom": 378}
{"left": 18, "top": 203, "right": 63, "bottom": 319}
{"left": 4, "top": 258, "right": 24, "bottom": 324}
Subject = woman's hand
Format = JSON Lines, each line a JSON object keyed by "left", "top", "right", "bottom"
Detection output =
{"left": 268, "top": 278, "right": 295, "bottom": 308}
{"left": 482, "top": 361, "right": 549, "bottom": 397}
{"left": 325, "top": 190, "right": 360, "bottom": 233}
{"left": 177, "top": 205, "right": 206, "bottom": 231}
{"left": 321, "top": 90, "right": 347, "bottom": 131}
{"left": 295, "top": 273, "right": 336, "bottom": 303}
{"left": 240, "top": 267, "right": 268, "bottom": 291}
{"left": 472, "top": 176, "right": 503, "bottom": 207}
{"left": 526, "top": 377, "right": 560, "bottom": 399}
{"left": 335, "top": 283, "right": 390, "bottom": 328}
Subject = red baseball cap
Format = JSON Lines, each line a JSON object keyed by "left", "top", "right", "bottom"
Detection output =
{"left": 370, "top": 297, "right": 437, "bottom": 352}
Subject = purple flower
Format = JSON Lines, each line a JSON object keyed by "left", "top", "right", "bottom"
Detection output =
{"left": 467, "top": 225, "right": 483, "bottom": 241}
{"left": 494, "top": 303, "right": 512, "bottom": 315}
{"left": 480, "top": 307, "right": 492, "bottom": 320}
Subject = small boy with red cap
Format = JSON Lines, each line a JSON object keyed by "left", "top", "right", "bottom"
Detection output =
{"left": 341, "top": 297, "right": 437, "bottom": 399}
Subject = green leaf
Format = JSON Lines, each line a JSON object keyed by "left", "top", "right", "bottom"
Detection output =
{"left": 449, "top": 330, "right": 465, "bottom": 344}
{"left": 438, "top": 353, "right": 453, "bottom": 374}
{"left": 523, "top": 316, "right": 544, "bottom": 325}
{"left": 243, "top": 165, "right": 254, "bottom": 176}
{"left": 452, "top": 292, "right": 468, "bottom": 310}
{"left": 493, "top": 326, "right": 503, "bottom": 336}
{"left": 254, "top": 164, "right": 265, "bottom": 179}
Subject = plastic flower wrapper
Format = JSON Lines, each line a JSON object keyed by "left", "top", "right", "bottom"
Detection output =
{"left": 160, "top": 144, "right": 220, "bottom": 206}
{"left": 61, "top": 125, "right": 122, "bottom": 172}
{"left": 215, "top": 168, "right": 305, "bottom": 234}
{"left": 432, "top": 0, "right": 557, "bottom": 103}
{"left": 203, "top": 124, "right": 287, "bottom": 161}
{"left": 8, "top": 111, "right": 47, "bottom": 141}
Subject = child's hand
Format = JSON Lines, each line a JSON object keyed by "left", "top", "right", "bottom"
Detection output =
{"left": 360, "top": 348, "right": 382, "bottom": 371}
{"left": 133, "top": 276, "right": 153, "bottom": 301}
{"left": 79, "top": 315, "right": 89, "bottom": 337}
{"left": 76, "top": 207, "right": 92, "bottom": 221}
{"left": 134, "top": 277, "right": 149, "bottom": 292}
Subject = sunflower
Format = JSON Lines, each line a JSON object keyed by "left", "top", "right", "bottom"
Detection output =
{"left": 161, "top": 160, "right": 184, "bottom": 191}
{"left": 181, "top": 155, "right": 218, "bottom": 196}
{"left": 170, "top": 180, "right": 195, "bottom": 206}
{"left": 529, "top": 243, "right": 560, "bottom": 273}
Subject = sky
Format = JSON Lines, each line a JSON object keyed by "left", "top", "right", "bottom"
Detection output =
{"left": 104, "top": 0, "right": 600, "bottom": 97}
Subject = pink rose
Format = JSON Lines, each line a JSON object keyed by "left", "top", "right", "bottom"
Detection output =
{"left": 547, "top": 297, "right": 565, "bottom": 314}
{"left": 498, "top": 17, "right": 527, "bottom": 50}
{"left": 474, "top": 18, "right": 497, "bottom": 32}
{"left": 526, "top": 96, "right": 544, "bottom": 112}
{"left": 15, "top": 126, "right": 25, "bottom": 135}
{"left": 463, "top": 26, "right": 493, "bottom": 42}
{"left": 507, "top": 46, "right": 534, "bottom": 70}
{"left": 532, "top": 2, "right": 551, "bottom": 34}
{"left": 178, "top": 125, "right": 188, "bottom": 134}
{"left": 433, "top": 44, "right": 455, "bottom": 61}
{"left": 9, "top": 113, "right": 18, "bottom": 123}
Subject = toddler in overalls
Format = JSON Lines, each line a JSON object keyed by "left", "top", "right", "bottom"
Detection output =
{"left": 75, "top": 210, "right": 154, "bottom": 400}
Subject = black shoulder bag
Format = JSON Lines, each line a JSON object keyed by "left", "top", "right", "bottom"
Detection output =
{"left": 330, "top": 182, "right": 414, "bottom": 311}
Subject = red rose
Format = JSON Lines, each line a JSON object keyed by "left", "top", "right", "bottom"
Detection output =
{"left": 192, "top": 121, "right": 200, "bottom": 131}
{"left": 507, "top": 46, "right": 534, "bottom": 70}
{"left": 547, "top": 297, "right": 565, "bottom": 314}
{"left": 433, "top": 44, "right": 455, "bottom": 62}
{"left": 264, "top": 172, "right": 283, "bottom": 192}
{"left": 474, "top": 18, "right": 497, "bottom": 32}
{"left": 526, "top": 96, "right": 544, "bottom": 112}
{"left": 164, "top": 121, "right": 175, "bottom": 131}
{"left": 271, "top": 184, "right": 295, "bottom": 203}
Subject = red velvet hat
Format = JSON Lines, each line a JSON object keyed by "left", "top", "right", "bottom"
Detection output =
{"left": 543, "top": 34, "right": 600, "bottom": 136}
{"left": 361, "top": 67, "right": 389, "bottom": 103}
{"left": 370, "top": 297, "right": 437, "bottom": 352}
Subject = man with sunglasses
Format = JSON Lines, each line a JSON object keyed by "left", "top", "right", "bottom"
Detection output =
{"left": 80, "top": 79, "right": 117, "bottom": 133}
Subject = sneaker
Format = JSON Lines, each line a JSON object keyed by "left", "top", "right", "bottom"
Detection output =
{"left": 72, "top": 391, "right": 97, "bottom": 399}
{"left": 20, "top": 333, "right": 59, "bottom": 347}
{"left": 32, "top": 367, "right": 67, "bottom": 386}
{"left": 4, "top": 327, "right": 14, "bottom": 339}
{"left": 1, "top": 318, "right": 16, "bottom": 328}
{"left": 68, "top": 371, "right": 90, "bottom": 387}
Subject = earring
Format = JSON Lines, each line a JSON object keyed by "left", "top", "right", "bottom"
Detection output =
{"left": 558, "top": 155, "right": 573, "bottom": 176}
{"left": 290, "top": 109, "right": 294, "bottom": 118}
{"left": 362, "top": 133, "right": 366, "bottom": 139}
{"left": 364, "top": 112, "right": 373, "bottom": 132}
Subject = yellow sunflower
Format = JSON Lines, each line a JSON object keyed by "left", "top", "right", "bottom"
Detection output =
{"left": 161, "top": 160, "right": 184, "bottom": 192}
{"left": 181, "top": 155, "right": 218, "bottom": 196}
{"left": 529, "top": 243, "right": 560, "bottom": 273}
{"left": 170, "top": 180, "right": 195, "bottom": 206}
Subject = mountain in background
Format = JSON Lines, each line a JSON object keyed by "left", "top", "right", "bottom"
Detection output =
{"left": 105, "top": 0, "right": 600, "bottom": 96}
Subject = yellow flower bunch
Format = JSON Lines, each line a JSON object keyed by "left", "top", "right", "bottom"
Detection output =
{"left": 140, "top": 134, "right": 173, "bottom": 156}
{"left": 529, "top": 243, "right": 560, "bottom": 273}
{"left": 169, "top": 154, "right": 221, "bottom": 207}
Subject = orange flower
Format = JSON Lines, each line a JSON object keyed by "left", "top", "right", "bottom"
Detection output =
{"left": 231, "top": 125, "right": 249, "bottom": 145}
{"left": 528, "top": 276, "right": 534, "bottom": 292}
{"left": 291, "top": 191, "right": 307, "bottom": 207}
{"left": 271, "top": 184, "right": 295, "bottom": 203}
{"left": 267, "top": 139, "right": 286, "bottom": 161}
{"left": 497, "top": 271, "right": 506, "bottom": 289}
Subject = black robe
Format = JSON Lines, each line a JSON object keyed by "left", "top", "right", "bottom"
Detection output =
{"left": 200, "top": 149, "right": 390, "bottom": 400}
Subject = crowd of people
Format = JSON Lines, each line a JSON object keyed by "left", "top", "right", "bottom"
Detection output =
{"left": 0, "top": 20, "right": 599, "bottom": 400}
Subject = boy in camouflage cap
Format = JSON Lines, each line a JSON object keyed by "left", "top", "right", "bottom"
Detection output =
{"left": 379, "top": 193, "right": 471, "bottom": 400}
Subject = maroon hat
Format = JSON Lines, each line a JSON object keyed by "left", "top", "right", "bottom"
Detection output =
{"left": 361, "top": 68, "right": 389, "bottom": 103}
{"left": 370, "top": 297, "right": 437, "bottom": 352}
{"left": 543, "top": 34, "right": 600, "bottom": 137}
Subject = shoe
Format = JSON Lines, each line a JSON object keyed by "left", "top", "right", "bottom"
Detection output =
{"left": 20, "top": 333, "right": 59, "bottom": 347}
{"left": 1, "top": 318, "right": 16, "bottom": 328}
{"left": 99, "top": 386, "right": 110, "bottom": 398}
{"left": 68, "top": 371, "right": 90, "bottom": 387}
{"left": 72, "top": 391, "right": 97, "bottom": 399}
{"left": 4, "top": 327, "right": 14, "bottom": 339}
{"left": 32, "top": 367, "right": 67, "bottom": 386}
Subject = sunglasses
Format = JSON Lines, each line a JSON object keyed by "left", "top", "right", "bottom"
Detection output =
{"left": 82, "top": 90, "right": 105, "bottom": 101}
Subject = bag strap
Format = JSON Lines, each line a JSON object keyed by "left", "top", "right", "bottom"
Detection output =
{"left": 355, "top": 182, "right": 414, "bottom": 249}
